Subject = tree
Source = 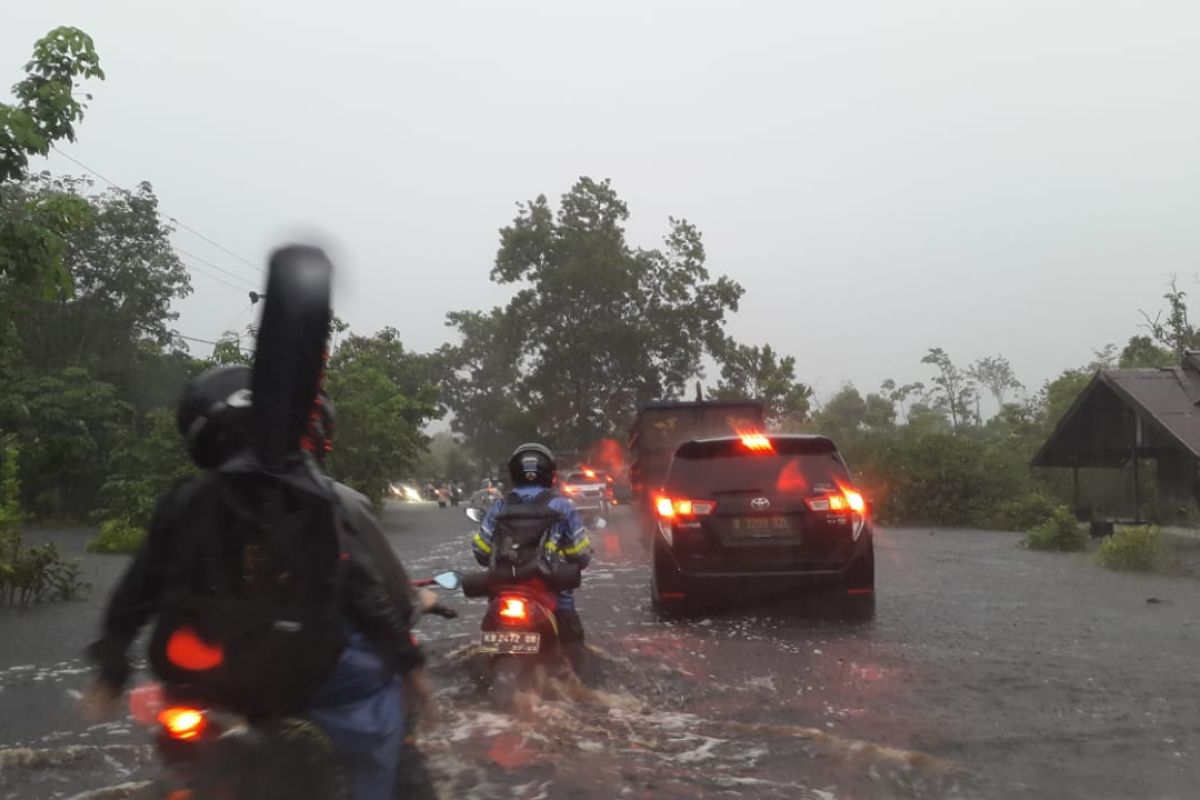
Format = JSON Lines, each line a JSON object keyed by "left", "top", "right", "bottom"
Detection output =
{"left": 13, "top": 176, "right": 192, "bottom": 396}
{"left": 1, "top": 27, "right": 104, "bottom": 298}
{"left": 713, "top": 341, "right": 813, "bottom": 429}
{"left": 881, "top": 378, "right": 925, "bottom": 423}
{"left": 1119, "top": 335, "right": 1174, "bottom": 369}
{"left": 325, "top": 329, "right": 438, "bottom": 506}
{"left": 921, "top": 347, "right": 977, "bottom": 429}
{"left": 446, "top": 177, "right": 744, "bottom": 455}
{"left": 967, "top": 355, "right": 1023, "bottom": 408}
{"left": 1139, "top": 278, "right": 1200, "bottom": 359}
{"left": 438, "top": 307, "right": 539, "bottom": 469}
{"left": 11, "top": 366, "right": 127, "bottom": 518}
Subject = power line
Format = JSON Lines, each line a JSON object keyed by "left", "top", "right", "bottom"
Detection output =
{"left": 49, "top": 145, "right": 264, "bottom": 278}
{"left": 177, "top": 255, "right": 254, "bottom": 294}
{"left": 176, "top": 246, "right": 260, "bottom": 291}
{"left": 177, "top": 333, "right": 251, "bottom": 353}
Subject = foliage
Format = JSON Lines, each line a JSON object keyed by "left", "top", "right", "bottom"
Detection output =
{"left": 921, "top": 347, "right": 977, "bottom": 429}
{"left": 712, "top": 342, "right": 813, "bottom": 429}
{"left": 416, "top": 432, "right": 479, "bottom": 484}
{"left": 989, "top": 491, "right": 1060, "bottom": 533}
{"left": 325, "top": 329, "right": 438, "bottom": 506}
{"left": 87, "top": 517, "right": 145, "bottom": 554}
{"left": 12, "top": 175, "right": 192, "bottom": 394}
{"left": 968, "top": 355, "right": 1023, "bottom": 406}
{"left": 1096, "top": 525, "right": 1166, "bottom": 572}
{"left": 1119, "top": 335, "right": 1174, "bottom": 369}
{"left": 1, "top": 27, "right": 104, "bottom": 298}
{"left": 94, "top": 409, "right": 196, "bottom": 533}
{"left": 1, "top": 443, "right": 88, "bottom": 605}
{"left": 1139, "top": 278, "right": 1200, "bottom": 359}
{"left": 11, "top": 366, "right": 128, "bottom": 518}
{"left": 443, "top": 177, "right": 743, "bottom": 455}
{"left": 1023, "top": 506, "right": 1088, "bottom": 552}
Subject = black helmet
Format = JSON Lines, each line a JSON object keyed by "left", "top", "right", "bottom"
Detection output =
{"left": 507, "top": 442, "right": 555, "bottom": 488}
{"left": 177, "top": 365, "right": 254, "bottom": 468}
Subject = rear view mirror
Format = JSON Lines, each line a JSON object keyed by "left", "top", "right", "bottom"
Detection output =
{"left": 433, "top": 571, "right": 461, "bottom": 590}
{"left": 465, "top": 506, "right": 484, "bottom": 523}
{"left": 593, "top": 517, "right": 608, "bottom": 530}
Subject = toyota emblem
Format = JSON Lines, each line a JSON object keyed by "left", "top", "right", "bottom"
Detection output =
{"left": 750, "top": 497, "right": 771, "bottom": 511}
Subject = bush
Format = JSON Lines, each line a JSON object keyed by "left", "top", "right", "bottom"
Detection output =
{"left": 1023, "top": 506, "right": 1088, "bottom": 552}
{"left": 989, "top": 491, "right": 1059, "bottom": 533}
{"left": 87, "top": 517, "right": 145, "bottom": 554}
{"left": 1097, "top": 525, "right": 1165, "bottom": 572}
{"left": 1, "top": 443, "right": 90, "bottom": 605}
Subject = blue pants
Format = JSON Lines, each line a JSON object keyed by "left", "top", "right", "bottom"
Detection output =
{"left": 306, "top": 631, "right": 405, "bottom": 800}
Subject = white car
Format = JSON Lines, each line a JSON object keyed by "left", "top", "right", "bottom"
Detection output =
{"left": 560, "top": 470, "right": 610, "bottom": 523}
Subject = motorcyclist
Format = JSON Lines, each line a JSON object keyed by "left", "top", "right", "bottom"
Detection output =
{"left": 82, "top": 365, "right": 428, "bottom": 800}
{"left": 472, "top": 443, "right": 592, "bottom": 672}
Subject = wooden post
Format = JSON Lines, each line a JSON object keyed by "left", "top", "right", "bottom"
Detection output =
{"left": 1131, "top": 413, "right": 1142, "bottom": 524}
{"left": 1072, "top": 464, "right": 1080, "bottom": 516}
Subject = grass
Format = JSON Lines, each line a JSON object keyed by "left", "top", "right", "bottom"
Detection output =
{"left": 86, "top": 517, "right": 146, "bottom": 554}
{"left": 1096, "top": 525, "right": 1166, "bottom": 572}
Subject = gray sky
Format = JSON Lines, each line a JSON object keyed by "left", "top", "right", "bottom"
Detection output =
{"left": 6, "top": 0, "right": 1200, "bottom": 405}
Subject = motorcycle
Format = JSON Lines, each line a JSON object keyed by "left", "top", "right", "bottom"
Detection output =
{"left": 459, "top": 508, "right": 582, "bottom": 704}
{"left": 128, "top": 571, "right": 461, "bottom": 799}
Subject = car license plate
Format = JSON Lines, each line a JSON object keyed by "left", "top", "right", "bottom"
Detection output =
{"left": 730, "top": 515, "right": 797, "bottom": 538}
{"left": 480, "top": 631, "right": 541, "bottom": 654}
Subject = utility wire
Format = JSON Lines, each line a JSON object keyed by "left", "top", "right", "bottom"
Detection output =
{"left": 177, "top": 255, "right": 254, "bottom": 294}
{"left": 176, "top": 246, "right": 259, "bottom": 291}
{"left": 50, "top": 145, "right": 264, "bottom": 279}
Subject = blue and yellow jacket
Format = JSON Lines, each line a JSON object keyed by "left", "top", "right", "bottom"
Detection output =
{"left": 472, "top": 485, "right": 591, "bottom": 610}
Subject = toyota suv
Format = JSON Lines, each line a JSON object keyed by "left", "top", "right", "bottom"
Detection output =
{"left": 650, "top": 433, "right": 874, "bottom": 615}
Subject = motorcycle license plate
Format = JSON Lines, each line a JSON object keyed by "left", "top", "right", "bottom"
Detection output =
{"left": 480, "top": 631, "right": 541, "bottom": 654}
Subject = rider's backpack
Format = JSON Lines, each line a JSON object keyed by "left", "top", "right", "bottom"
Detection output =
{"left": 489, "top": 490, "right": 563, "bottom": 578}
{"left": 147, "top": 464, "right": 346, "bottom": 718}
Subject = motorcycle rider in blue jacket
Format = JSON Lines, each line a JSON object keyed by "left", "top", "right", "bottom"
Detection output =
{"left": 471, "top": 443, "right": 592, "bottom": 672}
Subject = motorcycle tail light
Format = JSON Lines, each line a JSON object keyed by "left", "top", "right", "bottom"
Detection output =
{"left": 157, "top": 706, "right": 208, "bottom": 741}
{"left": 497, "top": 595, "right": 529, "bottom": 624}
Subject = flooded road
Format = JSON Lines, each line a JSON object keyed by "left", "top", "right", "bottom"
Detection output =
{"left": 2, "top": 506, "right": 1198, "bottom": 799}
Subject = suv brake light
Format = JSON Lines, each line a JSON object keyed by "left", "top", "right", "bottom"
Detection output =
{"left": 655, "top": 495, "right": 716, "bottom": 518}
{"left": 805, "top": 489, "right": 865, "bottom": 513}
{"left": 157, "top": 706, "right": 208, "bottom": 741}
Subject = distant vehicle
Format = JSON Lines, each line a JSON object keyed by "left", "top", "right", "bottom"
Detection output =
{"left": 388, "top": 481, "right": 424, "bottom": 502}
{"left": 650, "top": 433, "right": 874, "bottom": 617}
{"left": 469, "top": 478, "right": 504, "bottom": 509}
{"left": 559, "top": 468, "right": 610, "bottom": 525}
{"left": 629, "top": 399, "right": 765, "bottom": 543}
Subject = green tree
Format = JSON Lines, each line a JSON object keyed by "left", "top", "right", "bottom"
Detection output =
{"left": 713, "top": 341, "right": 813, "bottom": 429}
{"left": 967, "top": 354, "right": 1023, "bottom": 407}
{"left": 1, "top": 27, "right": 104, "bottom": 298}
{"left": 11, "top": 366, "right": 127, "bottom": 518}
{"left": 447, "top": 177, "right": 744, "bottom": 455}
{"left": 325, "top": 329, "right": 438, "bottom": 506}
{"left": 1119, "top": 335, "right": 1173, "bottom": 369}
{"left": 13, "top": 176, "right": 192, "bottom": 395}
{"left": 1139, "top": 278, "right": 1200, "bottom": 358}
{"left": 438, "top": 307, "right": 538, "bottom": 468}
{"left": 921, "top": 347, "right": 977, "bottom": 429}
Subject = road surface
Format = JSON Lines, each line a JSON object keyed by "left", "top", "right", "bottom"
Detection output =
{"left": 1, "top": 505, "right": 1197, "bottom": 799}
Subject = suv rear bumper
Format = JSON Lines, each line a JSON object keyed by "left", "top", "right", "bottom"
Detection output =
{"left": 656, "top": 530, "right": 872, "bottom": 591}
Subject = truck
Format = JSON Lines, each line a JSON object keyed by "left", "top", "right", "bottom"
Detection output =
{"left": 628, "top": 398, "right": 766, "bottom": 508}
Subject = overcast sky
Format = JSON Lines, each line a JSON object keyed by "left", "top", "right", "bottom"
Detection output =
{"left": 6, "top": 1, "right": 1200, "bottom": 406}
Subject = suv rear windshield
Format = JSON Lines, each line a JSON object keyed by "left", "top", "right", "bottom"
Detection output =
{"left": 667, "top": 438, "right": 850, "bottom": 496}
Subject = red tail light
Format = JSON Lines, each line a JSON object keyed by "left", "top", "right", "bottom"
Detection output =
{"left": 738, "top": 432, "right": 774, "bottom": 452}
{"left": 157, "top": 706, "right": 208, "bottom": 741}
{"left": 805, "top": 489, "right": 866, "bottom": 513}
{"left": 655, "top": 495, "right": 716, "bottom": 519}
{"left": 165, "top": 626, "right": 224, "bottom": 671}
{"left": 497, "top": 595, "right": 529, "bottom": 623}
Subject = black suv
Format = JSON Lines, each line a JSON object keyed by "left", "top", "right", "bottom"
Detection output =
{"left": 650, "top": 434, "right": 874, "bottom": 614}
